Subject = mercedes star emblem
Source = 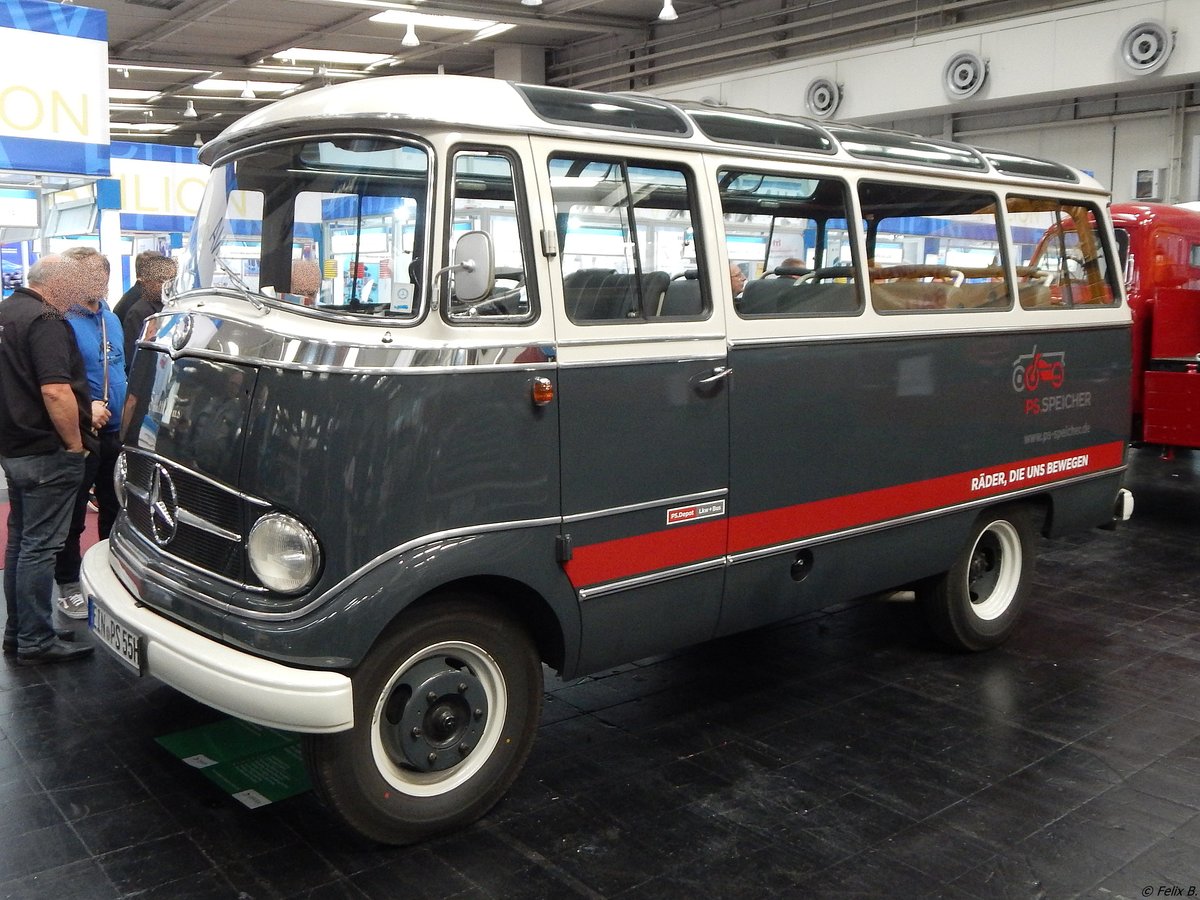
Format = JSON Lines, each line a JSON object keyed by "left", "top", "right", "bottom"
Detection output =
{"left": 147, "top": 464, "right": 179, "bottom": 546}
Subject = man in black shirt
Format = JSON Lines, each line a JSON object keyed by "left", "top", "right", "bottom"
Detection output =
{"left": 120, "top": 254, "right": 176, "bottom": 373}
{"left": 0, "top": 254, "right": 97, "bottom": 665}
{"left": 111, "top": 249, "right": 162, "bottom": 322}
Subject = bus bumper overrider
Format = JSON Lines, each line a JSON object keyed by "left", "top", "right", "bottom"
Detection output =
{"left": 80, "top": 541, "right": 354, "bottom": 733}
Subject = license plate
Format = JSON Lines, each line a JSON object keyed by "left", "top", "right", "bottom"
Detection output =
{"left": 89, "top": 597, "right": 144, "bottom": 675}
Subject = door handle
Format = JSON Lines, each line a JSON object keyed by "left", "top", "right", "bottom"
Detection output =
{"left": 694, "top": 366, "right": 732, "bottom": 386}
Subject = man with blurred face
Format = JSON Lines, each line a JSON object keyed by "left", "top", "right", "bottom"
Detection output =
{"left": 0, "top": 253, "right": 97, "bottom": 664}
{"left": 53, "top": 247, "right": 126, "bottom": 620}
{"left": 119, "top": 254, "right": 177, "bottom": 372}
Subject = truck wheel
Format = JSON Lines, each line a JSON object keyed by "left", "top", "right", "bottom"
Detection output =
{"left": 303, "top": 596, "right": 543, "bottom": 845}
{"left": 919, "top": 506, "right": 1035, "bottom": 652}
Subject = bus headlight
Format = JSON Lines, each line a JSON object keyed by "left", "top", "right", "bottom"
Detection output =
{"left": 114, "top": 451, "right": 128, "bottom": 507}
{"left": 248, "top": 513, "right": 321, "bottom": 593}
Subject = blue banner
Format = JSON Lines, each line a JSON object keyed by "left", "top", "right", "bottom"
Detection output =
{"left": 0, "top": 0, "right": 105, "bottom": 41}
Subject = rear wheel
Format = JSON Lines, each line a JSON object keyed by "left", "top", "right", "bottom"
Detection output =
{"left": 303, "top": 595, "right": 543, "bottom": 844}
{"left": 919, "top": 506, "right": 1035, "bottom": 651}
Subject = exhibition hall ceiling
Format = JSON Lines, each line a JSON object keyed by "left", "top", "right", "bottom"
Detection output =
{"left": 90, "top": 0, "right": 1097, "bottom": 146}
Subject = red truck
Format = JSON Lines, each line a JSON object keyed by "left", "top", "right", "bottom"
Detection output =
{"left": 1032, "top": 202, "right": 1200, "bottom": 453}
{"left": 1110, "top": 203, "right": 1200, "bottom": 452}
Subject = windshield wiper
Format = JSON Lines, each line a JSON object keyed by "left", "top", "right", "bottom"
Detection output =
{"left": 213, "top": 256, "right": 268, "bottom": 312}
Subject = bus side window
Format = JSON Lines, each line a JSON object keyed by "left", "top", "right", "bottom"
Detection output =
{"left": 857, "top": 181, "right": 1010, "bottom": 314}
{"left": 717, "top": 168, "right": 861, "bottom": 317}
{"left": 549, "top": 155, "right": 708, "bottom": 323}
{"left": 446, "top": 150, "right": 535, "bottom": 323}
{"left": 1011, "top": 196, "right": 1119, "bottom": 309}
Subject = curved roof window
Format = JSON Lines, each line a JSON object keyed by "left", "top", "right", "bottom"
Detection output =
{"left": 516, "top": 85, "right": 690, "bottom": 135}
{"left": 688, "top": 109, "right": 834, "bottom": 154}
{"left": 828, "top": 126, "right": 987, "bottom": 171}
{"left": 981, "top": 150, "right": 1079, "bottom": 183}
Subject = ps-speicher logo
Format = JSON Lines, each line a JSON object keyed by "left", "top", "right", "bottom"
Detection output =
{"left": 1012, "top": 347, "right": 1065, "bottom": 393}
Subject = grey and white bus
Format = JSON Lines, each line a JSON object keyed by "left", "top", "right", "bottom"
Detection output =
{"left": 83, "top": 75, "right": 1133, "bottom": 844}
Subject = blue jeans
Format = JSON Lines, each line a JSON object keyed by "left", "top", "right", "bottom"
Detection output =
{"left": 56, "top": 430, "right": 121, "bottom": 587}
{"left": 3, "top": 450, "right": 86, "bottom": 652}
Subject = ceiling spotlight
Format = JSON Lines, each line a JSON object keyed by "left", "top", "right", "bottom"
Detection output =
{"left": 183, "top": 99, "right": 197, "bottom": 118}
{"left": 240, "top": 81, "right": 256, "bottom": 99}
{"left": 402, "top": 22, "right": 419, "bottom": 47}
{"left": 521, "top": 0, "right": 543, "bottom": 5}
{"left": 659, "top": 0, "right": 677, "bottom": 21}
{"left": 194, "top": 133, "right": 203, "bottom": 148}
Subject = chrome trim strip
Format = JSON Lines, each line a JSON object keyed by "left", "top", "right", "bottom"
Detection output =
{"left": 727, "top": 466, "right": 1126, "bottom": 565}
{"left": 556, "top": 332, "right": 725, "bottom": 347}
{"left": 578, "top": 559, "right": 726, "bottom": 601}
{"left": 123, "top": 447, "right": 271, "bottom": 506}
{"left": 728, "top": 320, "right": 1130, "bottom": 349}
{"left": 177, "top": 508, "right": 241, "bottom": 542}
{"left": 563, "top": 488, "right": 727, "bottom": 524}
{"left": 576, "top": 466, "right": 1124, "bottom": 598}
{"left": 149, "top": 345, "right": 559, "bottom": 376}
{"left": 147, "top": 309, "right": 558, "bottom": 373}
{"left": 297, "top": 516, "right": 563, "bottom": 620}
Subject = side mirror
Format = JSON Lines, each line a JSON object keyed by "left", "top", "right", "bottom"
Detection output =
{"left": 452, "top": 231, "right": 495, "bottom": 303}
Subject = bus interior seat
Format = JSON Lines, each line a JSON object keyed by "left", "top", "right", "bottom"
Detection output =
{"left": 870, "top": 281, "right": 952, "bottom": 311}
{"left": 563, "top": 267, "right": 671, "bottom": 321}
{"left": 657, "top": 270, "right": 703, "bottom": 317}
{"left": 1018, "top": 284, "right": 1053, "bottom": 308}
{"left": 739, "top": 277, "right": 795, "bottom": 314}
{"left": 946, "top": 283, "right": 1008, "bottom": 309}
{"left": 739, "top": 277, "right": 858, "bottom": 316}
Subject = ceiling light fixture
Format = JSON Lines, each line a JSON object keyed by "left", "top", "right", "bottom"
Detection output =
{"left": 401, "top": 22, "right": 419, "bottom": 47}
{"left": 473, "top": 23, "right": 515, "bottom": 41}
{"left": 272, "top": 47, "right": 390, "bottom": 66}
{"left": 240, "top": 81, "right": 256, "bottom": 99}
{"left": 371, "top": 10, "right": 496, "bottom": 31}
{"left": 196, "top": 78, "right": 301, "bottom": 93}
{"left": 659, "top": 0, "right": 678, "bottom": 21}
{"left": 521, "top": 0, "right": 542, "bottom": 5}
{"left": 183, "top": 99, "right": 198, "bottom": 118}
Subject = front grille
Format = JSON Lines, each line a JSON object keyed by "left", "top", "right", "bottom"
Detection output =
{"left": 124, "top": 451, "right": 260, "bottom": 586}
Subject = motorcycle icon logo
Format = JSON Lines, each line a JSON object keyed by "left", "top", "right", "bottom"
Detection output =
{"left": 1012, "top": 347, "right": 1065, "bottom": 392}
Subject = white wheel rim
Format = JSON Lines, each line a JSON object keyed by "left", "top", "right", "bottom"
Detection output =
{"left": 965, "top": 520, "right": 1022, "bottom": 621}
{"left": 369, "top": 640, "right": 508, "bottom": 798}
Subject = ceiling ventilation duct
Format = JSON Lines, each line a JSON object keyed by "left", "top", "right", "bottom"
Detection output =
{"left": 1119, "top": 20, "right": 1175, "bottom": 74}
{"left": 942, "top": 51, "right": 987, "bottom": 100}
{"left": 804, "top": 77, "right": 841, "bottom": 119}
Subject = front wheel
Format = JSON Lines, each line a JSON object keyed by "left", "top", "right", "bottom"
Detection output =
{"left": 919, "top": 506, "right": 1036, "bottom": 651}
{"left": 303, "top": 595, "right": 543, "bottom": 844}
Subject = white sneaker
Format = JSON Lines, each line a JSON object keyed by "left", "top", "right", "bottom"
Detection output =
{"left": 56, "top": 592, "right": 88, "bottom": 620}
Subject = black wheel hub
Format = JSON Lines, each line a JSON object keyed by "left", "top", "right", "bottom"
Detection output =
{"left": 380, "top": 656, "right": 489, "bottom": 773}
{"left": 968, "top": 537, "right": 1000, "bottom": 602}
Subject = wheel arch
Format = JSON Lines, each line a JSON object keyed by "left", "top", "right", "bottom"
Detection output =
{"left": 399, "top": 575, "right": 567, "bottom": 673}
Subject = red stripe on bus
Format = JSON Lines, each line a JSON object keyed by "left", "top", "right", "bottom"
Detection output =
{"left": 564, "top": 441, "right": 1125, "bottom": 590}
{"left": 563, "top": 519, "right": 728, "bottom": 589}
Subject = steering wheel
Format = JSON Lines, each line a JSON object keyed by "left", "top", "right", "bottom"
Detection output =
{"left": 451, "top": 267, "right": 526, "bottom": 317}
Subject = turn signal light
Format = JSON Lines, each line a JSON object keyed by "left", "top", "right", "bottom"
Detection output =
{"left": 532, "top": 376, "right": 554, "bottom": 406}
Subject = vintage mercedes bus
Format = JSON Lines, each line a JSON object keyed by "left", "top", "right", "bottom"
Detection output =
{"left": 82, "top": 75, "right": 1133, "bottom": 844}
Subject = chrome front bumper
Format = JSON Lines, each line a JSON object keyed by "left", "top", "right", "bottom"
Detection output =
{"left": 81, "top": 540, "right": 354, "bottom": 733}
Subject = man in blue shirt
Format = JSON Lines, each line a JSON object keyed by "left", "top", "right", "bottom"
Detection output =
{"left": 53, "top": 247, "right": 127, "bottom": 619}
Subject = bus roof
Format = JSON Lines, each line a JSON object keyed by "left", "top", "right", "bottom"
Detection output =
{"left": 204, "top": 74, "right": 1102, "bottom": 191}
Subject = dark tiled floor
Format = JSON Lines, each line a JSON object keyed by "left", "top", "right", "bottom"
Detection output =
{"left": 3, "top": 446, "right": 1200, "bottom": 898}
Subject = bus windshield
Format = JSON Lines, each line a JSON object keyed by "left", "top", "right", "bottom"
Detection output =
{"left": 178, "top": 136, "right": 431, "bottom": 318}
